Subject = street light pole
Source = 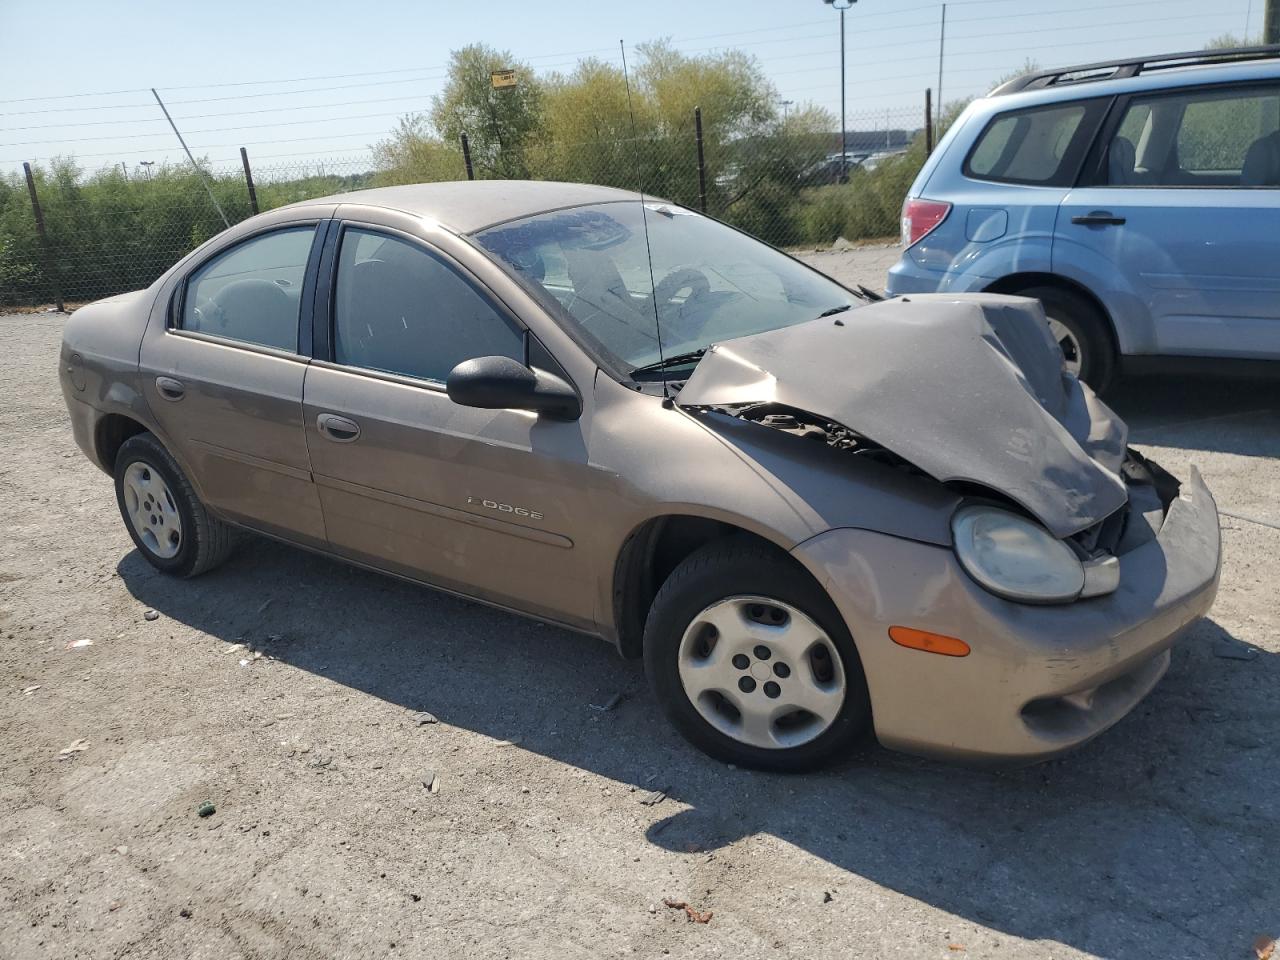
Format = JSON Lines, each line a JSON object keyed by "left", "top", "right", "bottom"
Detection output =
{"left": 825, "top": 0, "right": 857, "bottom": 178}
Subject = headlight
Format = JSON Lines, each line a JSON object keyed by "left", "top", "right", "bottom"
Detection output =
{"left": 952, "top": 505, "right": 1084, "bottom": 604}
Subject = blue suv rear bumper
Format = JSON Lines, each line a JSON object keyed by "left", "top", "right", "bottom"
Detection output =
{"left": 886, "top": 253, "right": 988, "bottom": 297}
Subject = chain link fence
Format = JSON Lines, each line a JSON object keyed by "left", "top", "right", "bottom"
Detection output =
{"left": 0, "top": 104, "right": 926, "bottom": 309}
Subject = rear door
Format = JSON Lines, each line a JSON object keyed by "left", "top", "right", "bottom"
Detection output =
{"left": 1057, "top": 81, "right": 1280, "bottom": 358}
{"left": 300, "top": 219, "right": 599, "bottom": 629}
{"left": 139, "top": 222, "right": 329, "bottom": 545}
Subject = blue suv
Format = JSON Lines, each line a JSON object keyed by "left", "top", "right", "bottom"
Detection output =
{"left": 887, "top": 47, "right": 1280, "bottom": 390}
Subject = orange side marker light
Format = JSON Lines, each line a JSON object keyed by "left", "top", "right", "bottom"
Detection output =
{"left": 888, "top": 626, "right": 971, "bottom": 658}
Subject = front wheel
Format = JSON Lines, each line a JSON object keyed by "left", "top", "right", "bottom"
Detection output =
{"left": 643, "top": 538, "right": 871, "bottom": 772}
{"left": 114, "top": 433, "right": 234, "bottom": 577}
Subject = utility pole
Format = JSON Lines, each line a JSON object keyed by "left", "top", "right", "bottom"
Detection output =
{"left": 152, "top": 88, "right": 230, "bottom": 229}
{"left": 1265, "top": 0, "right": 1278, "bottom": 43}
{"left": 824, "top": 0, "right": 857, "bottom": 178}
{"left": 937, "top": 3, "right": 947, "bottom": 128}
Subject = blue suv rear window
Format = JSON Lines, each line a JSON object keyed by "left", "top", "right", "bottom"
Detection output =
{"left": 964, "top": 99, "right": 1109, "bottom": 186}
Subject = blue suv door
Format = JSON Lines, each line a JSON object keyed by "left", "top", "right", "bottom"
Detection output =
{"left": 1057, "top": 81, "right": 1280, "bottom": 359}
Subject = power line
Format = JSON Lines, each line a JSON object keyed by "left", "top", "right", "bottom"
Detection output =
{"left": 2, "top": 1, "right": 1247, "bottom": 165}
{"left": 0, "top": 0, "right": 1233, "bottom": 114}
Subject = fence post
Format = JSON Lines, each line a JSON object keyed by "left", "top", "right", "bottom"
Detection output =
{"left": 240, "top": 147, "right": 260, "bottom": 215}
{"left": 461, "top": 133, "right": 475, "bottom": 181}
{"left": 22, "top": 162, "right": 65, "bottom": 313}
{"left": 925, "top": 88, "right": 934, "bottom": 155}
{"left": 694, "top": 106, "right": 707, "bottom": 213}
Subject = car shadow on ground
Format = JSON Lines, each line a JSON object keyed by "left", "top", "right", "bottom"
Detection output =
{"left": 1105, "top": 373, "right": 1280, "bottom": 458}
{"left": 119, "top": 533, "right": 1279, "bottom": 960}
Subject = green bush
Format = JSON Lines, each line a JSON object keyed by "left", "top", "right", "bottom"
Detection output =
{"left": 0, "top": 160, "right": 375, "bottom": 307}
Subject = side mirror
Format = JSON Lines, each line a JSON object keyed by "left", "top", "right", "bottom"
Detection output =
{"left": 446, "top": 356, "right": 582, "bottom": 421}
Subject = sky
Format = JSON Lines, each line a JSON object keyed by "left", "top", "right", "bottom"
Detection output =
{"left": 0, "top": 0, "right": 1263, "bottom": 177}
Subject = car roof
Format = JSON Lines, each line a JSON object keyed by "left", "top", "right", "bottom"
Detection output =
{"left": 977, "top": 53, "right": 1279, "bottom": 114}
{"left": 287, "top": 179, "right": 642, "bottom": 234}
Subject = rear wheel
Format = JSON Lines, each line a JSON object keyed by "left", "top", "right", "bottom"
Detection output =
{"left": 643, "top": 538, "right": 871, "bottom": 771}
{"left": 1016, "top": 284, "right": 1117, "bottom": 393}
{"left": 114, "top": 433, "right": 234, "bottom": 577}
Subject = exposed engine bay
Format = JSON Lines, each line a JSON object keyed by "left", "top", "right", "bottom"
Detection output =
{"left": 694, "top": 398, "right": 1180, "bottom": 565}
{"left": 700, "top": 401, "right": 923, "bottom": 474}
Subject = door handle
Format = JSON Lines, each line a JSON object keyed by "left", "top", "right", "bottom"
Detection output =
{"left": 155, "top": 376, "right": 185, "bottom": 401}
{"left": 316, "top": 413, "right": 361, "bottom": 443}
{"left": 1071, "top": 213, "right": 1126, "bottom": 226}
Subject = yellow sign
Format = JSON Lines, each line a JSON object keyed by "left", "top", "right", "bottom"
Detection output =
{"left": 490, "top": 70, "right": 518, "bottom": 89}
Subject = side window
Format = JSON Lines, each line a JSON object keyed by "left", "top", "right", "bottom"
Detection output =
{"left": 333, "top": 228, "right": 524, "bottom": 383}
{"left": 181, "top": 227, "right": 315, "bottom": 351}
{"left": 1105, "top": 85, "right": 1280, "bottom": 187}
{"left": 965, "top": 101, "right": 1093, "bottom": 185}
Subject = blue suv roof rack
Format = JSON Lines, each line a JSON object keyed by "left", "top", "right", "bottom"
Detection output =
{"left": 991, "top": 45, "right": 1280, "bottom": 96}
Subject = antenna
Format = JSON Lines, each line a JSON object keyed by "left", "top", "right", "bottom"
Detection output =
{"left": 619, "top": 39, "right": 671, "bottom": 398}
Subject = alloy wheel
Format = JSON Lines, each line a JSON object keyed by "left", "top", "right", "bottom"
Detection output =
{"left": 1047, "top": 316, "right": 1084, "bottom": 377}
{"left": 121, "top": 461, "right": 183, "bottom": 559}
{"left": 676, "top": 595, "right": 847, "bottom": 750}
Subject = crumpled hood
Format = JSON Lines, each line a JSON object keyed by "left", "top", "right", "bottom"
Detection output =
{"left": 676, "top": 293, "right": 1129, "bottom": 538}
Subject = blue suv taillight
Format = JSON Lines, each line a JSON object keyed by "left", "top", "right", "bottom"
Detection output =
{"left": 901, "top": 197, "right": 951, "bottom": 248}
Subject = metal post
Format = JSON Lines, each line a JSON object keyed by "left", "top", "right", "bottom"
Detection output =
{"left": 694, "top": 106, "right": 708, "bottom": 213}
{"left": 1265, "top": 0, "right": 1278, "bottom": 43}
{"left": 461, "top": 133, "right": 474, "bottom": 181}
{"left": 22, "top": 162, "right": 65, "bottom": 313}
{"left": 840, "top": 5, "right": 847, "bottom": 178}
{"left": 824, "top": 0, "right": 857, "bottom": 175}
{"left": 937, "top": 4, "right": 947, "bottom": 126}
{"left": 240, "top": 147, "right": 260, "bottom": 215}
{"left": 925, "top": 88, "right": 934, "bottom": 155}
{"left": 151, "top": 88, "right": 230, "bottom": 229}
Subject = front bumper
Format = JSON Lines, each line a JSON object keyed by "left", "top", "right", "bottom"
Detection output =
{"left": 792, "top": 468, "right": 1221, "bottom": 764}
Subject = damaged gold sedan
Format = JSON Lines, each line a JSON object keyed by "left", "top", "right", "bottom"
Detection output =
{"left": 59, "top": 181, "right": 1220, "bottom": 770}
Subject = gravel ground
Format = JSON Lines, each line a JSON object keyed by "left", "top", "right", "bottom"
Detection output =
{"left": 2, "top": 248, "right": 1279, "bottom": 960}
{"left": 795, "top": 242, "right": 903, "bottom": 292}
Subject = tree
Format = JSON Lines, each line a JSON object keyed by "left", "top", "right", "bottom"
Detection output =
{"left": 430, "top": 44, "right": 543, "bottom": 178}
{"left": 992, "top": 59, "right": 1041, "bottom": 90}
{"left": 527, "top": 58, "right": 641, "bottom": 190}
{"left": 372, "top": 114, "right": 465, "bottom": 186}
{"left": 1205, "top": 32, "right": 1262, "bottom": 48}
{"left": 529, "top": 40, "right": 783, "bottom": 213}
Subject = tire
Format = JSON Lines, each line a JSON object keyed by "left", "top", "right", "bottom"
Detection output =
{"left": 1017, "top": 284, "right": 1117, "bottom": 393}
{"left": 642, "top": 537, "right": 872, "bottom": 772}
{"left": 114, "top": 433, "right": 234, "bottom": 577}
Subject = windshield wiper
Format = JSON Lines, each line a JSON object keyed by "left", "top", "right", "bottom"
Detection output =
{"left": 815, "top": 304, "right": 853, "bottom": 318}
{"left": 630, "top": 348, "right": 707, "bottom": 377}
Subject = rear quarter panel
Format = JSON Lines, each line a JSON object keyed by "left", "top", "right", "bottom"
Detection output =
{"left": 896, "top": 100, "right": 1064, "bottom": 289}
{"left": 59, "top": 291, "right": 157, "bottom": 471}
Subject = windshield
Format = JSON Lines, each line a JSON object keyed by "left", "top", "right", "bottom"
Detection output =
{"left": 473, "top": 201, "right": 858, "bottom": 376}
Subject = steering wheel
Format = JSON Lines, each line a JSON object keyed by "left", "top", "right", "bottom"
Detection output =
{"left": 653, "top": 268, "right": 711, "bottom": 308}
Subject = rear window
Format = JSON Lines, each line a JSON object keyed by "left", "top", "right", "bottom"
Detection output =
{"left": 964, "top": 101, "right": 1102, "bottom": 185}
{"left": 1099, "top": 83, "right": 1280, "bottom": 186}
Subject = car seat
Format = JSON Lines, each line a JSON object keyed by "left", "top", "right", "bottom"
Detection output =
{"left": 1107, "top": 136, "right": 1137, "bottom": 185}
{"left": 1241, "top": 129, "right": 1280, "bottom": 186}
{"left": 209, "top": 278, "right": 296, "bottom": 351}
